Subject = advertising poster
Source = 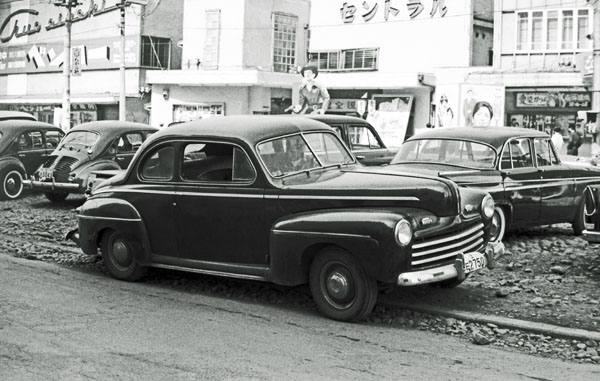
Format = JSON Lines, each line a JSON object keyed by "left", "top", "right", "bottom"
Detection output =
{"left": 458, "top": 84, "right": 506, "bottom": 127}
{"left": 433, "top": 85, "right": 461, "bottom": 128}
{"left": 366, "top": 95, "right": 413, "bottom": 147}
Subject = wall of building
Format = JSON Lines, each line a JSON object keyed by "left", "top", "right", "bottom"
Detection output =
{"left": 141, "top": 0, "right": 185, "bottom": 70}
{"left": 181, "top": 0, "right": 245, "bottom": 70}
{"left": 472, "top": 24, "right": 493, "bottom": 66}
{"left": 242, "top": 0, "right": 311, "bottom": 71}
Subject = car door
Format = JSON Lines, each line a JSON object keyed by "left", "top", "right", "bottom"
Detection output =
{"left": 499, "top": 137, "right": 541, "bottom": 225}
{"left": 174, "top": 141, "right": 267, "bottom": 266}
{"left": 346, "top": 124, "right": 391, "bottom": 165}
{"left": 15, "top": 130, "right": 46, "bottom": 174}
{"left": 534, "top": 137, "right": 576, "bottom": 223}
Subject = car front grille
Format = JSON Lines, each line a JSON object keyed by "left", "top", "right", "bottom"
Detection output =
{"left": 411, "top": 222, "right": 485, "bottom": 270}
{"left": 42, "top": 156, "right": 58, "bottom": 168}
{"left": 53, "top": 157, "right": 78, "bottom": 172}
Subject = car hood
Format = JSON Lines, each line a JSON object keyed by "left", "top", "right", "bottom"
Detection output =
{"left": 280, "top": 166, "right": 462, "bottom": 217}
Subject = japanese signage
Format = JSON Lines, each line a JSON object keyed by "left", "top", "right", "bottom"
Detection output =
{"left": 516, "top": 92, "right": 591, "bottom": 109}
{"left": 72, "top": 46, "right": 82, "bottom": 76}
{"left": 340, "top": 0, "right": 447, "bottom": 23}
{"left": 328, "top": 99, "right": 360, "bottom": 112}
{"left": 0, "top": 35, "right": 139, "bottom": 74}
{"left": 0, "top": 0, "right": 122, "bottom": 43}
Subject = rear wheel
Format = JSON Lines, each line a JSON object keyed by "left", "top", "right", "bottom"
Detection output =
{"left": 309, "top": 247, "right": 377, "bottom": 322}
{"left": 0, "top": 168, "right": 25, "bottom": 200}
{"left": 101, "top": 230, "right": 146, "bottom": 281}
{"left": 44, "top": 192, "right": 69, "bottom": 203}
{"left": 573, "top": 187, "right": 596, "bottom": 236}
{"left": 489, "top": 207, "right": 506, "bottom": 242}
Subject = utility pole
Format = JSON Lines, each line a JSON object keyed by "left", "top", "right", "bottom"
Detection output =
{"left": 119, "top": 0, "right": 126, "bottom": 121}
{"left": 52, "top": 0, "right": 79, "bottom": 130}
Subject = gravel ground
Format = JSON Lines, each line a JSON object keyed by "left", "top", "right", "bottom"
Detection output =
{"left": 1, "top": 193, "right": 599, "bottom": 364}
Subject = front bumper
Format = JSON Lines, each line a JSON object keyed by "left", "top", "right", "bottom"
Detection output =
{"left": 23, "top": 179, "right": 82, "bottom": 192}
{"left": 583, "top": 229, "right": 600, "bottom": 244}
{"left": 396, "top": 240, "right": 505, "bottom": 286}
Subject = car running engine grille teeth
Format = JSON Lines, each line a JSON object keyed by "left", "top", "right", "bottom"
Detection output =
{"left": 42, "top": 156, "right": 58, "bottom": 168}
{"left": 53, "top": 157, "right": 78, "bottom": 172}
{"left": 411, "top": 222, "right": 485, "bottom": 270}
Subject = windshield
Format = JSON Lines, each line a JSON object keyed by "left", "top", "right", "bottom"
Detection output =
{"left": 58, "top": 131, "right": 100, "bottom": 151}
{"left": 257, "top": 132, "right": 354, "bottom": 177}
{"left": 392, "top": 139, "right": 497, "bottom": 169}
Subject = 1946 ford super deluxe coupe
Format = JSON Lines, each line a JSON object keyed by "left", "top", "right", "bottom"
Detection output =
{"left": 68, "top": 116, "right": 504, "bottom": 321}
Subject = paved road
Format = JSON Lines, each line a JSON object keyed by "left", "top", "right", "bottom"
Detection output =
{"left": 1, "top": 253, "right": 599, "bottom": 380}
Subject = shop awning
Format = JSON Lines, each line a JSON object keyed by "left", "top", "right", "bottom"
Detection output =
{"left": 0, "top": 94, "right": 119, "bottom": 104}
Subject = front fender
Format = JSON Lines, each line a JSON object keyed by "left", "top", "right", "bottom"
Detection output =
{"left": 268, "top": 208, "right": 408, "bottom": 286}
{"left": 0, "top": 157, "right": 26, "bottom": 175}
{"left": 77, "top": 197, "right": 151, "bottom": 263}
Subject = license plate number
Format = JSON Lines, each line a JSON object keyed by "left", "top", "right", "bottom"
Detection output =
{"left": 462, "top": 252, "right": 487, "bottom": 273}
{"left": 38, "top": 168, "right": 53, "bottom": 179}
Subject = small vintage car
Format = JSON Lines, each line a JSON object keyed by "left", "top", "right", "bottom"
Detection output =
{"left": 388, "top": 127, "right": 600, "bottom": 242}
{"left": 24, "top": 121, "right": 157, "bottom": 202}
{"left": 0, "top": 120, "right": 64, "bottom": 200}
{"left": 0, "top": 110, "right": 37, "bottom": 121}
{"left": 301, "top": 115, "right": 397, "bottom": 166}
{"left": 68, "top": 116, "right": 503, "bottom": 321}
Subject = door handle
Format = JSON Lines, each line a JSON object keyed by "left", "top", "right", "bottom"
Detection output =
{"left": 355, "top": 155, "right": 365, "bottom": 160}
{"left": 18, "top": 154, "right": 26, "bottom": 157}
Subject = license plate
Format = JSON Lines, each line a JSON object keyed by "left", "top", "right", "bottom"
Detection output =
{"left": 461, "top": 252, "right": 487, "bottom": 273}
{"left": 38, "top": 168, "right": 53, "bottom": 179}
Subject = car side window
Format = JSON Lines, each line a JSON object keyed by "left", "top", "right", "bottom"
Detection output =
{"left": 116, "top": 133, "right": 144, "bottom": 154}
{"left": 534, "top": 138, "right": 558, "bottom": 166}
{"left": 17, "top": 131, "right": 43, "bottom": 151}
{"left": 140, "top": 145, "right": 174, "bottom": 180}
{"left": 180, "top": 142, "right": 254, "bottom": 183}
{"left": 501, "top": 138, "right": 533, "bottom": 169}
{"left": 44, "top": 130, "right": 63, "bottom": 149}
{"left": 347, "top": 126, "right": 381, "bottom": 149}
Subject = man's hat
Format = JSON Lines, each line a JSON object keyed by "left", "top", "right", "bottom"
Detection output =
{"left": 300, "top": 65, "right": 318, "bottom": 78}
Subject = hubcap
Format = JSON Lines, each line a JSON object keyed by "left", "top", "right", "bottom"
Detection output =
{"left": 327, "top": 271, "right": 350, "bottom": 299}
{"left": 111, "top": 238, "right": 132, "bottom": 268}
{"left": 4, "top": 171, "right": 23, "bottom": 198}
{"left": 490, "top": 212, "right": 501, "bottom": 241}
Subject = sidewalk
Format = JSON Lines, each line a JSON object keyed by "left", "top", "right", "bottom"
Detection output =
{"left": 379, "top": 295, "right": 600, "bottom": 342}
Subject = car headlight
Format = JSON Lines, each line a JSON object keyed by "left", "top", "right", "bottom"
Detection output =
{"left": 481, "top": 194, "right": 495, "bottom": 219}
{"left": 394, "top": 219, "right": 413, "bottom": 246}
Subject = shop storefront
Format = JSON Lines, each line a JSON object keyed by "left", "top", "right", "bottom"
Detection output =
{"left": 505, "top": 89, "right": 591, "bottom": 134}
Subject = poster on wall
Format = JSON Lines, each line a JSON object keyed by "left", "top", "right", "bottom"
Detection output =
{"left": 432, "top": 85, "right": 460, "bottom": 128}
{"left": 458, "top": 84, "right": 506, "bottom": 127}
{"left": 366, "top": 95, "right": 413, "bottom": 147}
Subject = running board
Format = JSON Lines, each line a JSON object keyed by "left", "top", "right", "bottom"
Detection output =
{"left": 150, "top": 263, "right": 269, "bottom": 282}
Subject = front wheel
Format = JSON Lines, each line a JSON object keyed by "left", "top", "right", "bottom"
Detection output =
{"left": 44, "top": 192, "right": 69, "bottom": 203}
{"left": 309, "top": 247, "right": 377, "bottom": 322}
{"left": 0, "top": 168, "right": 25, "bottom": 200}
{"left": 489, "top": 207, "right": 506, "bottom": 242}
{"left": 101, "top": 230, "right": 146, "bottom": 281}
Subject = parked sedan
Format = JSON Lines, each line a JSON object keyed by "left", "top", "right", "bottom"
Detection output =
{"left": 301, "top": 115, "right": 397, "bottom": 166}
{"left": 68, "top": 116, "right": 503, "bottom": 322}
{"left": 0, "top": 120, "right": 64, "bottom": 200}
{"left": 388, "top": 127, "right": 600, "bottom": 242}
{"left": 25, "top": 121, "right": 157, "bottom": 202}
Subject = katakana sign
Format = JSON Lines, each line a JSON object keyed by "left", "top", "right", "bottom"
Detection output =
{"left": 340, "top": 0, "right": 447, "bottom": 23}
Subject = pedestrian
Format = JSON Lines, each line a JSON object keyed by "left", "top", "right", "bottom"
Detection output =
{"left": 566, "top": 125, "right": 582, "bottom": 156}
{"left": 551, "top": 127, "right": 564, "bottom": 154}
{"left": 287, "top": 65, "right": 330, "bottom": 114}
{"left": 472, "top": 101, "right": 494, "bottom": 127}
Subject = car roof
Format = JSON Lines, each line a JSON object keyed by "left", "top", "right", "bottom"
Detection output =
{"left": 0, "top": 111, "right": 37, "bottom": 121}
{"left": 67, "top": 121, "right": 158, "bottom": 133}
{"left": 0, "top": 120, "right": 60, "bottom": 132}
{"left": 154, "top": 115, "right": 335, "bottom": 146}
{"left": 406, "top": 127, "right": 549, "bottom": 150}
{"left": 301, "top": 114, "right": 370, "bottom": 124}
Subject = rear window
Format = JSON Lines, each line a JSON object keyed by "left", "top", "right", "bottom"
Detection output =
{"left": 59, "top": 131, "right": 99, "bottom": 150}
{"left": 393, "top": 139, "right": 496, "bottom": 169}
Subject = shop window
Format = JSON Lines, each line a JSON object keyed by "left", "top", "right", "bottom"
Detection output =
{"left": 141, "top": 36, "right": 170, "bottom": 69}
{"left": 173, "top": 103, "right": 225, "bottom": 123}
{"left": 272, "top": 13, "right": 297, "bottom": 73}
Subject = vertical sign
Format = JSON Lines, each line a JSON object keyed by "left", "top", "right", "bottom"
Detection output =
{"left": 72, "top": 46, "right": 82, "bottom": 76}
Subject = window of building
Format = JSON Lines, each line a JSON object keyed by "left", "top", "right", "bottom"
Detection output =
{"left": 204, "top": 10, "right": 221, "bottom": 69}
{"left": 272, "top": 13, "right": 297, "bottom": 73}
{"left": 578, "top": 9, "right": 590, "bottom": 49}
{"left": 141, "top": 36, "right": 170, "bottom": 69}
{"left": 516, "top": 9, "right": 592, "bottom": 53}
{"left": 308, "top": 51, "right": 339, "bottom": 70}
{"left": 309, "top": 48, "right": 378, "bottom": 71}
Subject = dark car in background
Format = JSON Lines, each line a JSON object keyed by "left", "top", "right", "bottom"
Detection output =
{"left": 25, "top": 121, "right": 157, "bottom": 202}
{"left": 0, "top": 110, "right": 37, "bottom": 121}
{"left": 0, "top": 120, "right": 64, "bottom": 200}
{"left": 387, "top": 127, "right": 600, "bottom": 242}
{"left": 302, "top": 115, "right": 397, "bottom": 166}
{"left": 68, "top": 116, "right": 503, "bottom": 321}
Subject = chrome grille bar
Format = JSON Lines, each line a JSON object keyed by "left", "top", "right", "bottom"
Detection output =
{"left": 412, "top": 238, "right": 484, "bottom": 265}
{"left": 412, "top": 230, "right": 483, "bottom": 257}
{"left": 412, "top": 223, "right": 483, "bottom": 250}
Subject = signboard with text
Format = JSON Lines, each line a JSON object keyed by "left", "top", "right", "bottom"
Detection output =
{"left": 515, "top": 92, "right": 591, "bottom": 109}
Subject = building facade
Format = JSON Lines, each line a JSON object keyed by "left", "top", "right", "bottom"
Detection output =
{"left": 147, "top": 0, "right": 311, "bottom": 128}
{"left": 467, "top": 0, "right": 594, "bottom": 134}
{"left": 0, "top": 0, "right": 183, "bottom": 128}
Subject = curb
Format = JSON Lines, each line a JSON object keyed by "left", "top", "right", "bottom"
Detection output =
{"left": 379, "top": 297, "right": 600, "bottom": 342}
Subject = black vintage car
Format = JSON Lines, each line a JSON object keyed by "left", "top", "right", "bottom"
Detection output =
{"left": 388, "top": 127, "right": 600, "bottom": 242}
{"left": 0, "top": 120, "right": 64, "bottom": 200}
{"left": 25, "top": 121, "right": 158, "bottom": 202}
{"left": 302, "top": 115, "right": 397, "bottom": 166}
{"left": 0, "top": 110, "right": 37, "bottom": 121}
{"left": 68, "top": 116, "right": 503, "bottom": 321}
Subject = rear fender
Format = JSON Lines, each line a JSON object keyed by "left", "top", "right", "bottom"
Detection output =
{"left": 268, "top": 209, "right": 407, "bottom": 286}
{"left": 77, "top": 197, "right": 151, "bottom": 263}
{"left": 71, "top": 160, "right": 121, "bottom": 189}
{"left": 0, "top": 157, "right": 26, "bottom": 175}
